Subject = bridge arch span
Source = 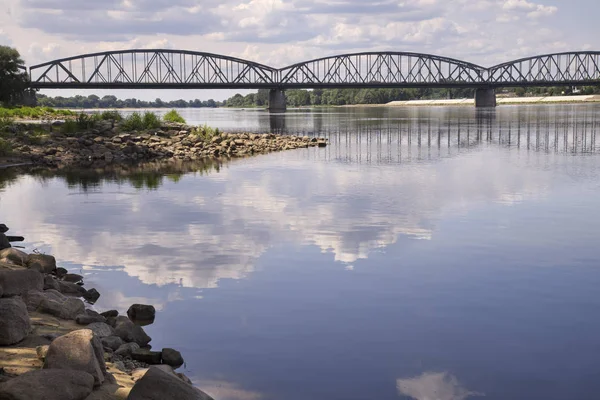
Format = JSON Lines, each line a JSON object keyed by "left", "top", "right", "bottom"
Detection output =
{"left": 29, "top": 49, "right": 278, "bottom": 89}
{"left": 488, "top": 51, "right": 600, "bottom": 86}
{"left": 277, "top": 52, "right": 487, "bottom": 88}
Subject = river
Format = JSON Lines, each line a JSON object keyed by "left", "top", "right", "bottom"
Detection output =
{"left": 2, "top": 105, "right": 600, "bottom": 400}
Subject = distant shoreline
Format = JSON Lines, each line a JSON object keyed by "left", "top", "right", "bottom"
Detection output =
{"left": 379, "top": 94, "right": 600, "bottom": 107}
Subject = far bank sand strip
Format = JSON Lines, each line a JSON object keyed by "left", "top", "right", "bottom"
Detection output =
{"left": 385, "top": 95, "right": 600, "bottom": 107}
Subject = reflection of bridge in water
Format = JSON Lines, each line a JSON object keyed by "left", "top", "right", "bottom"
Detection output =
{"left": 266, "top": 106, "right": 600, "bottom": 162}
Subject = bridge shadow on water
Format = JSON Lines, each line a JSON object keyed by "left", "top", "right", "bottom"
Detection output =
{"left": 266, "top": 105, "right": 600, "bottom": 164}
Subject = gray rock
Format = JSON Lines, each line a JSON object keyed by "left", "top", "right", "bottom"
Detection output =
{"left": 114, "top": 316, "right": 151, "bottom": 346}
{"left": 24, "top": 289, "right": 85, "bottom": 320}
{"left": 106, "top": 316, "right": 117, "bottom": 328}
{"left": 100, "top": 310, "right": 118, "bottom": 318}
{"left": 127, "top": 304, "right": 156, "bottom": 322}
{"left": 44, "top": 275, "right": 61, "bottom": 291}
{"left": 76, "top": 313, "right": 107, "bottom": 325}
{"left": 27, "top": 254, "right": 57, "bottom": 274}
{"left": 0, "top": 233, "right": 11, "bottom": 250}
{"left": 84, "top": 288, "right": 101, "bottom": 304}
{"left": 0, "top": 297, "right": 31, "bottom": 345}
{"left": 114, "top": 342, "right": 140, "bottom": 357}
{"left": 128, "top": 365, "right": 214, "bottom": 400}
{"left": 0, "top": 369, "right": 94, "bottom": 400}
{"left": 43, "top": 329, "right": 107, "bottom": 386}
{"left": 59, "top": 280, "right": 87, "bottom": 296}
{"left": 56, "top": 267, "right": 68, "bottom": 278}
{"left": 0, "top": 248, "right": 29, "bottom": 266}
{"left": 131, "top": 349, "right": 162, "bottom": 365}
{"left": 101, "top": 335, "right": 123, "bottom": 351}
{"left": 0, "top": 269, "right": 43, "bottom": 296}
{"left": 161, "top": 348, "right": 184, "bottom": 368}
{"left": 63, "top": 273, "right": 84, "bottom": 283}
{"left": 0, "top": 283, "right": 3, "bottom": 297}
{"left": 87, "top": 322, "right": 115, "bottom": 338}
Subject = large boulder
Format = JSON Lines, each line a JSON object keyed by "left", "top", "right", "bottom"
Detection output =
{"left": 127, "top": 304, "right": 156, "bottom": 323}
{"left": 0, "top": 248, "right": 29, "bottom": 266}
{"left": 83, "top": 288, "right": 101, "bottom": 304}
{"left": 128, "top": 366, "right": 214, "bottom": 400}
{"left": 0, "top": 269, "right": 43, "bottom": 296}
{"left": 76, "top": 313, "right": 107, "bottom": 325}
{"left": 100, "top": 310, "right": 118, "bottom": 318}
{"left": 100, "top": 335, "right": 123, "bottom": 351}
{"left": 27, "top": 254, "right": 57, "bottom": 274}
{"left": 131, "top": 349, "right": 162, "bottom": 365}
{"left": 86, "top": 322, "right": 115, "bottom": 338}
{"left": 24, "top": 289, "right": 85, "bottom": 320}
{"left": 0, "top": 297, "right": 31, "bottom": 345}
{"left": 63, "top": 273, "right": 84, "bottom": 283}
{"left": 161, "top": 348, "right": 184, "bottom": 368}
{"left": 43, "top": 329, "right": 107, "bottom": 386}
{"left": 0, "top": 369, "right": 94, "bottom": 400}
{"left": 59, "top": 281, "right": 87, "bottom": 296}
{"left": 44, "top": 275, "right": 61, "bottom": 291}
{"left": 114, "top": 342, "right": 140, "bottom": 357}
{"left": 114, "top": 316, "right": 151, "bottom": 346}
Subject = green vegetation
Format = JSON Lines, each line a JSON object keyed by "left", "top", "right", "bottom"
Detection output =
{"left": 121, "top": 112, "right": 161, "bottom": 131}
{"left": 0, "top": 46, "right": 30, "bottom": 106}
{"left": 192, "top": 124, "right": 219, "bottom": 141}
{"left": 163, "top": 109, "right": 186, "bottom": 124}
{"left": 37, "top": 94, "right": 222, "bottom": 109}
{"left": 0, "top": 106, "right": 74, "bottom": 119}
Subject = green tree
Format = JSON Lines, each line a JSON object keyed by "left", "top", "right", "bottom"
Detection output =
{"left": 0, "top": 46, "right": 30, "bottom": 106}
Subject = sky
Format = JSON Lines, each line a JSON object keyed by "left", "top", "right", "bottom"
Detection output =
{"left": 0, "top": 0, "right": 596, "bottom": 101}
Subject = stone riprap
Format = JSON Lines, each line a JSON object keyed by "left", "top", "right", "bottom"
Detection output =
{"left": 4, "top": 121, "right": 328, "bottom": 167}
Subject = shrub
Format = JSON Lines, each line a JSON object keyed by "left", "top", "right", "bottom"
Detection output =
{"left": 142, "top": 112, "right": 161, "bottom": 129}
{"left": 193, "top": 124, "right": 218, "bottom": 141}
{"left": 121, "top": 112, "right": 145, "bottom": 131}
{"left": 163, "top": 109, "right": 186, "bottom": 124}
{"left": 99, "top": 110, "right": 122, "bottom": 121}
{"left": 61, "top": 119, "right": 80, "bottom": 134}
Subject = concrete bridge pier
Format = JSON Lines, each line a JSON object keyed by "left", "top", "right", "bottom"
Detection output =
{"left": 475, "top": 88, "right": 497, "bottom": 108}
{"left": 268, "top": 89, "right": 286, "bottom": 113}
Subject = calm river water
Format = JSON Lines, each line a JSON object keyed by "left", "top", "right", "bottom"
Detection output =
{"left": 3, "top": 105, "right": 600, "bottom": 400}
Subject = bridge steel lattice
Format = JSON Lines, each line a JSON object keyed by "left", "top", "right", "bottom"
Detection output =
{"left": 27, "top": 50, "right": 600, "bottom": 109}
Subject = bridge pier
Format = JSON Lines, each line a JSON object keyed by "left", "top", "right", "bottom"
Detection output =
{"left": 268, "top": 89, "right": 286, "bottom": 113}
{"left": 475, "top": 88, "right": 497, "bottom": 108}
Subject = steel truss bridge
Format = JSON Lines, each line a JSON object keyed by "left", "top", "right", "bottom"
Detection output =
{"left": 26, "top": 50, "right": 600, "bottom": 108}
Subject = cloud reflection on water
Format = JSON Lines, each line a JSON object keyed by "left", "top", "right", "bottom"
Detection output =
{"left": 397, "top": 372, "right": 483, "bottom": 400}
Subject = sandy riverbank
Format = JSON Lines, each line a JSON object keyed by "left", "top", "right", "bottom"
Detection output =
{"left": 382, "top": 94, "right": 600, "bottom": 107}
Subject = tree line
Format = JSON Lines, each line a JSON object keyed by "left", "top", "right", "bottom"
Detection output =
{"left": 36, "top": 94, "right": 222, "bottom": 109}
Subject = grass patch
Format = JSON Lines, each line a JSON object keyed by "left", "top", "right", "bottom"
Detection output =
{"left": 163, "top": 109, "right": 186, "bottom": 124}
{"left": 120, "top": 112, "right": 162, "bottom": 131}
{"left": 0, "top": 106, "right": 75, "bottom": 119}
{"left": 193, "top": 124, "right": 220, "bottom": 141}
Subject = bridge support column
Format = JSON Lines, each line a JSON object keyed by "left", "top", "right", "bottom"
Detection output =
{"left": 268, "top": 89, "right": 286, "bottom": 113}
{"left": 475, "top": 88, "right": 497, "bottom": 108}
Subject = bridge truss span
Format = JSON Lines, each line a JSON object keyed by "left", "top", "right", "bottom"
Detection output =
{"left": 277, "top": 52, "right": 487, "bottom": 88}
{"left": 29, "top": 49, "right": 277, "bottom": 89}
{"left": 488, "top": 52, "right": 600, "bottom": 87}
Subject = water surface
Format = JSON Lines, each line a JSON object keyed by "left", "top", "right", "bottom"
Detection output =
{"left": 2, "top": 105, "right": 600, "bottom": 400}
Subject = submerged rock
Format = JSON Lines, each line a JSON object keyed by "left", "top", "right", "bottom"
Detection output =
{"left": 43, "top": 329, "right": 107, "bottom": 387}
{"left": 161, "top": 348, "right": 184, "bottom": 368}
{"left": 0, "top": 297, "right": 31, "bottom": 345}
{"left": 127, "top": 304, "right": 156, "bottom": 323}
{"left": 0, "top": 369, "right": 94, "bottom": 400}
{"left": 84, "top": 288, "right": 101, "bottom": 304}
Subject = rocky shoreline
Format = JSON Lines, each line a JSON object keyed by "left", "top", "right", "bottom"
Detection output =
{"left": 1, "top": 119, "right": 328, "bottom": 168}
{"left": 0, "top": 224, "right": 213, "bottom": 400}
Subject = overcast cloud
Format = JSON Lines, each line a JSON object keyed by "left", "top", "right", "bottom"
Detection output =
{"left": 0, "top": 0, "right": 593, "bottom": 100}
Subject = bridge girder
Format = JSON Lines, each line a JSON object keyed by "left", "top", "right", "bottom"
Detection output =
{"left": 27, "top": 50, "right": 600, "bottom": 89}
